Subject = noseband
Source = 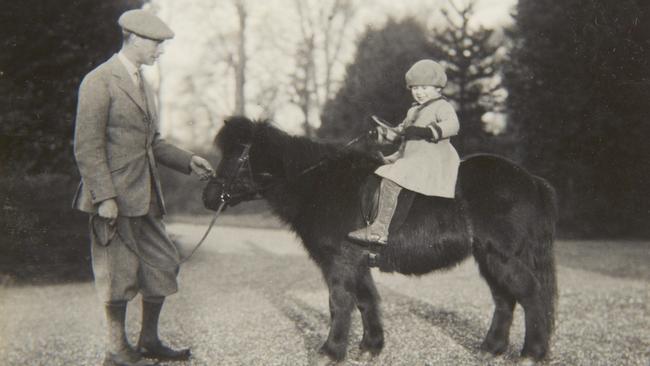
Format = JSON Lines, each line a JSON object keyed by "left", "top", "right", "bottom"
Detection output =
{"left": 203, "top": 143, "right": 266, "bottom": 211}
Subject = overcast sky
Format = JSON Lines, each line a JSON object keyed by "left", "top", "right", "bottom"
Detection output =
{"left": 151, "top": 0, "right": 518, "bottom": 145}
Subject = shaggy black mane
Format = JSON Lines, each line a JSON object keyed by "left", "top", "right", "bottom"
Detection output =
{"left": 218, "top": 116, "right": 382, "bottom": 187}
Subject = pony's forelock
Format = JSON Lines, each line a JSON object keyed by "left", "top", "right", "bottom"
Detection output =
{"left": 215, "top": 116, "right": 257, "bottom": 154}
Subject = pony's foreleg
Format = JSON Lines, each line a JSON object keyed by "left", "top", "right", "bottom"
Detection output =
{"left": 355, "top": 269, "right": 384, "bottom": 355}
{"left": 320, "top": 264, "right": 356, "bottom": 361}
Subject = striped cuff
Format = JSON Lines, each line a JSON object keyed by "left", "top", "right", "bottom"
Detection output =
{"left": 427, "top": 125, "right": 443, "bottom": 142}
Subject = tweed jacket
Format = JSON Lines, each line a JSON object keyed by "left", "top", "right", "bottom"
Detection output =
{"left": 375, "top": 98, "right": 460, "bottom": 198}
{"left": 73, "top": 54, "right": 193, "bottom": 216}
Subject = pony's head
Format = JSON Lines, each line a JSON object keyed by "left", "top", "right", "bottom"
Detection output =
{"left": 203, "top": 116, "right": 278, "bottom": 210}
{"left": 204, "top": 115, "right": 382, "bottom": 212}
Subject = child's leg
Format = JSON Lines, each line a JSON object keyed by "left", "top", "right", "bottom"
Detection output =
{"left": 348, "top": 178, "right": 402, "bottom": 245}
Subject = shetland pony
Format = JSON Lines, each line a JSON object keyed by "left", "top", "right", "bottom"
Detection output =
{"left": 205, "top": 116, "right": 558, "bottom": 362}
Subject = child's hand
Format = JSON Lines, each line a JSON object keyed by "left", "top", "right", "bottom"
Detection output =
{"left": 373, "top": 126, "right": 400, "bottom": 143}
{"left": 385, "top": 128, "right": 400, "bottom": 141}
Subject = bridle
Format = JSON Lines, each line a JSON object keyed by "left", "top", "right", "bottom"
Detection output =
{"left": 205, "top": 129, "right": 373, "bottom": 209}
{"left": 188, "top": 143, "right": 261, "bottom": 260}
{"left": 191, "top": 129, "right": 374, "bottom": 262}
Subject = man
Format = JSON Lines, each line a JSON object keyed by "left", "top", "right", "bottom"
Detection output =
{"left": 73, "top": 9, "right": 215, "bottom": 366}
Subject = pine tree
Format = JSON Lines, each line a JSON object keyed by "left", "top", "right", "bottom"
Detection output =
{"left": 318, "top": 18, "right": 432, "bottom": 141}
{"left": 431, "top": 0, "right": 506, "bottom": 155}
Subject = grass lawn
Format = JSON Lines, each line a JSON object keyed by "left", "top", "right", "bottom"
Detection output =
{"left": 3, "top": 209, "right": 649, "bottom": 285}
{"left": 169, "top": 212, "right": 650, "bottom": 281}
{"left": 554, "top": 239, "right": 650, "bottom": 280}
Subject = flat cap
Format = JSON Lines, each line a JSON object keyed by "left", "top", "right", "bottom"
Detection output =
{"left": 118, "top": 9, "right": 174, "bottom": 41}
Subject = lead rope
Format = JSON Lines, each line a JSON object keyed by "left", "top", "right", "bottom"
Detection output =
{"left": 100, "top": 146, "right": 252, "bottom": 271}
{"left": 96, "top": 193, "right": 227, "bottom": 272}
{"left": 166, "top": 145, "right": 254, "bottom": 265}
{"left": 122, "top": 132, "right": 371, "bottom": 270}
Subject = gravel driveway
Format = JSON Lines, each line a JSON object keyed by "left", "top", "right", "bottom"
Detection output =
{"left": 0, "top": 223, "right": 648, "bottom": 365}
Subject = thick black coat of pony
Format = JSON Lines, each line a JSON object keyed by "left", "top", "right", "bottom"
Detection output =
{"left": 207, "top": 116, "right": 558, "bottom": 362}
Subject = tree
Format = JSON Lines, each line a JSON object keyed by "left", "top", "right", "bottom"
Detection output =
{"left": 504, "top": 0, "right": 650, "bottom": 236}
{"left": 318, "top": 18, "right": 433, "bottom": 141}
{"left": 191, "top": 0, "right": 250, "bottom": 116}
{"left": 431, "top": 0, "right": 507, "bottom": 155}
{"left": 0, "top": 0, "right": 144, "bottom": 175}
{"left": 233, "top": 0, "right": 248, "bottom": 116}
{"left": 289, "top": 0, "right": 357, "bottom": 137}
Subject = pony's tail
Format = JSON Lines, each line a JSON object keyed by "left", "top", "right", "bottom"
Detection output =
{"left": 534, "top": 177, "right": 558, "bottom": 334}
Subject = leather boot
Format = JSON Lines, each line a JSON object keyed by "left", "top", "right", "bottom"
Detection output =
{"left": 137, "top": 298, "right": 191, "bottom": 361}
{"left": 348, "top": 178, "right": 401, "bottom": 245}
{"left": 103, "top": 302, "right": 157, "bottom": 366}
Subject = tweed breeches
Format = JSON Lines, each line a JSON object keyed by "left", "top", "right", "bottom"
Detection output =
{"left": 90, "top": 205, "right": 181, "bottom": 303}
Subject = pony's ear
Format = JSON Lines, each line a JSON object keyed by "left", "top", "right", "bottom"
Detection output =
{"left": 216, "top": 116, "right": 255, "bottom": 153}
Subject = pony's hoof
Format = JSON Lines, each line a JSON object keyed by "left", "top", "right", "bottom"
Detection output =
{"left": 477, "top": 350, "right": 502, "bottom": 363}
{"left": 520, "top": 343, "right": 547, "bottom": 362}
{"left": 359, "top": 334, "right": 384, "bottom": 355}
{"left": 358, "top": 349, "right": 379, "bottom": 363}
{"left": 317, "top": 343, "right": 345, "bottom": 365}
{"left": 314, "top": 352, "right": 340, "bottom": 366}
{"left": 480, "top": 338, "right": 508, "bottom": 355}
{"left": 517, "top": 357, "right": 538, "bottom": 366}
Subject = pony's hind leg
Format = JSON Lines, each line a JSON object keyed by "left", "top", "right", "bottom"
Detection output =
{"left": 479, "top": 249, "right": 551, "bottom": 361}
{"left": 480, "top": 277, "right": 516, "bottom": 355}
{"left": 355, "top": 269, "right": 384, "bottom": 355}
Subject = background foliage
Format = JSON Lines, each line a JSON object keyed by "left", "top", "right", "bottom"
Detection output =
{"left": 503, "top": 0, "right": 650, "bottom": 236}
{"left": 318, "top": 19, "right": 433, "bottom": 141}
{"left": 1, "top": 0, "right": 144, "bottom": 175}
{"left": 1, "top": 0, "right": 144, "bottom": 280}
{"left": 319, "top": 0, "right": 649, "bottom": 237}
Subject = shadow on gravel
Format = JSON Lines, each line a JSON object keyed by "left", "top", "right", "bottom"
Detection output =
{"left": 242, "top": 240, "right": 377, "bottom": 365}
{"left": 377, "top": 286, "right": 509, "bottom": 361}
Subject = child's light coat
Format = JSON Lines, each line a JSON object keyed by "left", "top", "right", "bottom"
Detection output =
{"left": 375, "top": 99, "right": 460, "bottom": 197}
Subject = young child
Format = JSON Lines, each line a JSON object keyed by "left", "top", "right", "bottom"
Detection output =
{"left": 348, "top": 59, "right": 461, "bottom": 245}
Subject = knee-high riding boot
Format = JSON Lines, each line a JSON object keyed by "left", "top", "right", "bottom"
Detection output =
{"left": 348, "top": 178, "right": 401, "bottom": 245}
{"left": 137, "top": 297, "right": 191, "bottom": 361}
{"left": 103, "top": 302, "right": 155, "bottom": 366}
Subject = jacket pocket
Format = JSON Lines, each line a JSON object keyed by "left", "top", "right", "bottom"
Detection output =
{"left": 110, "top": 164, "right": 129, "bottom": 173}
{"left": 108, "top": 151, "right": 146, "bottom": 173}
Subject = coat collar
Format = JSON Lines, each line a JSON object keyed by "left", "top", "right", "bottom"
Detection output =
{"left": 413, "top": 96, "right": 444, "bottom": 110}
{"left": 108, "top": 54, "right": 150, "bottom": 117}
